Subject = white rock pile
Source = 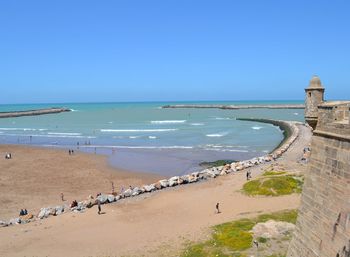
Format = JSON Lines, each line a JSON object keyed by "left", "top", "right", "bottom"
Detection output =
{"left": 0, "top": 120, "right": 300, "bottom": 227}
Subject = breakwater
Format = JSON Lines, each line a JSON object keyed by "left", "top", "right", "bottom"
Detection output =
{"left": 162, "top": 104, "right": 305, "bottom": 109}
{"left": 0, "top": 118, "right": 301, "bottom": 227}
{"left": 0, "top": 108, "right": 71, "bottom": 118}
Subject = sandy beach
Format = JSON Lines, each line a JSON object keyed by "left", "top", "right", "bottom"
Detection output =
{"left": 0, "top": 145, "right": 162, "bottom": 220}
{"left": 0, "top": 124, "right": 312, "bottom": 257}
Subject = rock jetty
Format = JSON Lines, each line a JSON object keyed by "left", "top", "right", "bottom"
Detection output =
{"left": 162, "top": 104, "right": 304, "bottom": 109}
{"left": 0, "top": 119, "right": 301, "bottom": 228}
{"left": 0, "top": 107, "right": 71, "bottom": 118}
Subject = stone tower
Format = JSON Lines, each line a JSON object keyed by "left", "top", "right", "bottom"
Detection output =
{"left": 305, "top": 76, "right": 325, "bottom": 129}
{"left": 287, "top": 79, "right": 350, "bottom": 257}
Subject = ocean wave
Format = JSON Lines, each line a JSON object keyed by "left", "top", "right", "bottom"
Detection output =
{"left": 251, "top": 126, "right": 263, "bottom": 130}
{"left": 203, "top": 148, "right": 249, "bottom": 153}
{"left": 0, "top": 133, "right": 95, "bottom": 139}
{"left": 214, "top": 117, "right": 231, "bottom": 120}
{"left": 70, "top": 109, "right": 79, "bottom": 112}
{"left": 190, "top": 123, "right": 204, "bottom": 126}
{"left": 206, "top": 133, "right": 227, "bottom": 137}
{"left": 293, "top": 112, "right": 299, "bottom": 115}
{"left": 79, "top": 145, "right": 193, "bottom": 149}
{"left": 48, "top": 132, "right": 82, "bottom": 136}
{"left": 205, "top": 144, "right": 248, "bottom": 148}
{"left": 0, "top": 128, "right": 47, "bottom": 131}
{"left": 129, "top": 136, "right": 140, "bottom": 139}
{"left": 148, "top": 136, "right": 157, "bottom": 139}
{"left": 101, "top": 129, "right": 178, "bottom": 133}
{"left": 150, "top": 120, "right": 186, "bottom": 124}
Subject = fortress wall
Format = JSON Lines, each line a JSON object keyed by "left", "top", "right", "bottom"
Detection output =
{"left": 288, "top": 102, "right": 350, "bottom": 257}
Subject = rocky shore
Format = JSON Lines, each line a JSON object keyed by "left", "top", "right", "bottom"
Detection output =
{"left": 0, "top": 107, "right": 70, "bottom": 118}
{"left": 162, "top": 104, "right": 305, "bottom": 109}
{"left": 0, "top": 119, "right": 301, "bottom": 228}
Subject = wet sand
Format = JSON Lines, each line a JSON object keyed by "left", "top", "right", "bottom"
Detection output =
{"left": 0, "top": 124, "right": 312, "bottom": 257}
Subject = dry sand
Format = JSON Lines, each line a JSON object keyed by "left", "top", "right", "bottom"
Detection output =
{"left": 0, "top": 145, "right": 162, "bottom": 220}
{"left": 0, "top": 125, "right": 312, "bottom": 257}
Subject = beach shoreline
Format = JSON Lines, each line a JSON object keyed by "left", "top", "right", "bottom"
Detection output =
{"left": 0, "top": 122, "right": 312, "bottom": 257}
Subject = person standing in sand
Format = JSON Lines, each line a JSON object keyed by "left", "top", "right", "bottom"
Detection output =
{"left": 97, "top": 199, "right": 101, "bottom": 215}
{"left": 215, "top": 202, "right": 220, "bottom": 214}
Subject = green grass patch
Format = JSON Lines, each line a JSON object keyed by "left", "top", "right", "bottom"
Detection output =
{"left": 199, "top": 160, "right": 236, "bottom": 168}
{"left": 263, "top": 170, "right": 287, "bottom": 176}
{"left": 180, "top": 210, "right": 297, "bottom": 257}
{"left": 243, "top": 175, "right": 303, "bottom": 196}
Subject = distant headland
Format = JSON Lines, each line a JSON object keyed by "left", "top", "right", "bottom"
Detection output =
{"left": 0, "top": 107, "right": 71, "bottom": 118}
{"left": 162, "top": 104, "right": 305, "bottom": 109}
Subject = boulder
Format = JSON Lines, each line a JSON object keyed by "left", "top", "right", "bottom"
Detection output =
{"left": 9, "top": 218, "right": 21, "bottom": 225}
{"left": 154, "top": 182, "right": 162, "bottom": 190}
{"left": 123, "top": 189, "right": 133, "bottom": 197}
{"left": 253, "top": 220, "right": 295, "bottom": 239}
{"left": 132, "top": 187, "right": 142, "bottom": 196}
{"left": 38, "top": 207, "right": 55, "bottom": 219}
{"left": 83, "top": 199, "right": 95, "bottom": 208}
{"left": 107, "top": 194, "right": 115, "bottom": 203}
{"left": 159, "top": 179, "right": 169, "bottom": 188}
{"left": 188, "top": 175, "right": 198, "bottom": 183}
{"left": 55, "top": 205, "right": 65, "bottom": 215}
{"left": 168, "top": 176, "right": 180, "bottom": 187}
{"left": 143, "top": 184, "right": 156, "bottom": 192}
{"left": 180, "top": 175, "right": 190, "bottom": 184}
{"left": 97, "top": 194, "right": 108, "bottom": 204}
{"left": 0, "top": 220, "right": 8, "bottom": 227}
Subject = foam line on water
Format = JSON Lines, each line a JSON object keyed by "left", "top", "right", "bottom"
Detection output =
{"left": 48, "top": 132, "right": 82, "bottom": 136}
{"left": 0, "top": 133, "right": 95, "bottom": 139}
{"left": 100, "top": 129, "right": 178, "bottom": 132}
{"left": 150, "top": 120, "right": 186, "bottom": 124}
{"left": 251, "top": 126, "right": 263, "bottom": 130}
{"left": 190, "top": 123, "right": 204, "bottom": 126}
{"left": 0, "top": 128, "right": 48, "bottom": 131}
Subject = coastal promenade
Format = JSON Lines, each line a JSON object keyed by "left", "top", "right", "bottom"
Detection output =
{"left": 162, "top": 104, "right": 305, "bottom": 109}
{"left": 0, "top": 107, "right": 70, "bottom": 118}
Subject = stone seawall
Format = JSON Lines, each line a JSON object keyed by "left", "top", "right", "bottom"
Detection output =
{"left": 162, "top": 104, "right": 305, "bottom": 109}
{"left": 0, "top": 108, "right": 71, "bottom": 118}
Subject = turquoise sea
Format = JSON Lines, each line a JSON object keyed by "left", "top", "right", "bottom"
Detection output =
{"left": 0, "top": 101, "right": 304, "bottom": 176}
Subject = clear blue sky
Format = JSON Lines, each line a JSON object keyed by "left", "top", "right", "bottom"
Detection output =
{"left": 1, "top": 0, "right": 349, "bottom": 104}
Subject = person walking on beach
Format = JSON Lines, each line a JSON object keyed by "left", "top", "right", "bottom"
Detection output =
{"left": 97, "top": 199, "right": 101, "bottom": 215}
{"left": 61, "top": 192, "right": 65, "bottom": 201}
{"left": 215, "top": 202, "right": 220, "bottom": 214}
{"left": 246, "top": 170, "right": 252, "bottom": 180}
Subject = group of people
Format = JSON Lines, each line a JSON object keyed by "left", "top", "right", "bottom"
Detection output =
{"left": 5, "top": 153, "right": 12, "bottom": 159}
{"left": 68, "top": 149, "right": 75, "bottom": 155}
{"left": 19, "top": 209, "right": 28, "bottom": 216}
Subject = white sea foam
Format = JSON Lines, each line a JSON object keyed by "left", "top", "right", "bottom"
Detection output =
{"left": 190, "top": 123, "right": 204, "bottom": 126}
{"left": 150, "top": 120, "right": 186, "bottom": 124}
{"left": 252, "top": 126, "right": 263, "bottom": 130}
{"left": 294, "top": 112, "right": 299, "bottom": 115}
{"left": 263, "top": 150, "right": 269, "bottom": 153}
{"left": 70, "top": 109, "right": 79, "bottom": 112}
{"left": 101, "top": 129, "right": 178, "bottom": 133}
{"left": 79, "top": 145, "right": 193, "bottom": 149}
{"left": 0, "top": 128, "right": 47, "bottom": 131}
{"left": 48, "top": 132, "right": 82, "bottom": 136}
{"left": 206, "top": 133, "right": 227, "bottom": 137}
{"left": 205, "top": 144, "right": 248, "bottom": 148}
{"left": 0, "top": 133, "right": 95, "bottom": 139}
{"left": 203, "top": 148, "right": 249, "bottom": 153}
{"left": 148, "top": 136, "right": 157, "bottom": 139}
{"left": 129, "top": 136, "right": 140, "bottom": 139}
{"left": 214, "top": 117, "right": 231, "bottom": 120}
